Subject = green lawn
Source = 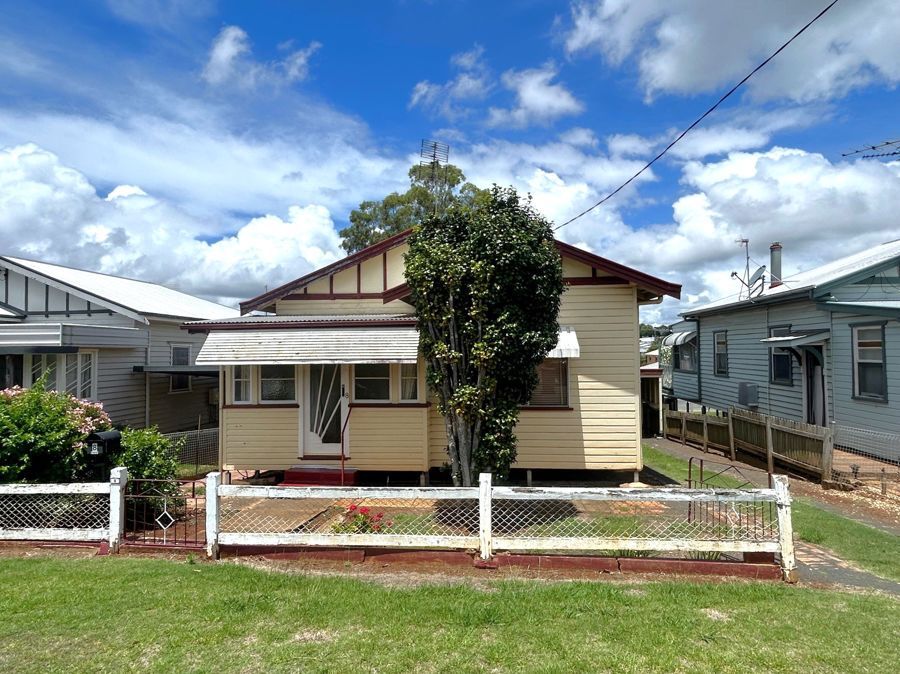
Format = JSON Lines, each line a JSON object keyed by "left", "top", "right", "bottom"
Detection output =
{"left": 0, "top": 555, "right": 897, "bottom": 673}
{"left": 643, "top": 444, "right": 900, "bottom": 581}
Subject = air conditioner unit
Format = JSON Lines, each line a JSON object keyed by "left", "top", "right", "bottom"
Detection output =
{"left": 737, "top": 382, "right": 758, "bottom": 408}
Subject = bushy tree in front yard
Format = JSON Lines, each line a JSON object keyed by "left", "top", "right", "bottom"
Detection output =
{"left": 0, "top": 383, "right": 112, "bottom": 482}
{"left": 0, "top": 383, "right": 178, "bottom": 483}
{"left": 405, "top": 185, "right": 564, "bottom": 486}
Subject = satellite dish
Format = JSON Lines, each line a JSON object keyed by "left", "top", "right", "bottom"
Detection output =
{"left": 749, "top": 265, "right": 766, "bottom": 286}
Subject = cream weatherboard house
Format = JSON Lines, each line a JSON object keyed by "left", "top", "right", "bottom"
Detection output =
{"left": 187, "top": 231, "right": 681, "bottom": 480}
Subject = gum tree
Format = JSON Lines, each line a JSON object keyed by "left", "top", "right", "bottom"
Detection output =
{"left": 405, "top": 186, "right": 564, "bottom": 486}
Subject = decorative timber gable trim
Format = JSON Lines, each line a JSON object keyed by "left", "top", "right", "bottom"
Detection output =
{"left": 239, "top": 229, "right": 681, "bottom": 314}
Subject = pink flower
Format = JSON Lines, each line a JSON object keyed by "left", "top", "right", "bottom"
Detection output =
{"left": 347, "top": 504, "right": 357, "bottom": 512}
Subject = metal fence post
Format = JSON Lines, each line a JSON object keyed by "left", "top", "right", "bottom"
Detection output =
{"left": 206, "top": 471, "right": 221, "bottom": 559}
{"left": 773, "top": 475, "right": 796, "bottom": 583}
{"left": 478, "top": 472, "right": 492, "bottom": 560}
{"left": 108, "top": 466, "right": 128, "bottom": 552}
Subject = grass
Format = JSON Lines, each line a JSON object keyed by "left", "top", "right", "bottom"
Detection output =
{"left": 0, "top": 555, "right": 897, "bottom": 673}
{"left": 643, "top": 444, "right": 900, "bottom": 581}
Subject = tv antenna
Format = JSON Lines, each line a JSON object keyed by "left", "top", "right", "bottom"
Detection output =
{"left": 730, "top": 238, "right": 761, "bottom": 300}
{"left": 842, "top": 138, "right": 900, "bottom": 160}
{"left": 419, "top": 139, "right": 450, "bottom": 215}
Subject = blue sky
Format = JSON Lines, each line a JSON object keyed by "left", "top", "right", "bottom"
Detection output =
{"left": 1, "top": 0, "right": 899, "bottom": 322}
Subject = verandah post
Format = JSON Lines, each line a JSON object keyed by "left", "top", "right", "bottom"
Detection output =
{"left": 108, "top": 466, "right": 128, "bottom": 552}
{"left": 478, "top": 472, "right": 492, "bottom": 560}
{"left": 206, "top": 471, "right": 221, "bottom": 559}
{"left": 773, "top": 474, "right": 796, "bottom": 583}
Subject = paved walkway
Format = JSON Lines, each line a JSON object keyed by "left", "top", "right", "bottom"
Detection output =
{"left": 644, "top": 436, "right": 900, "bottom": 595}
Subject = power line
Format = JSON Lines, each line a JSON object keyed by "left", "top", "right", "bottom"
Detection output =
{"left": 842, "top": 138, "right": 900, "bottom": 158}
{"left": 554, "top": 0, "right": 842, "bottom": 232}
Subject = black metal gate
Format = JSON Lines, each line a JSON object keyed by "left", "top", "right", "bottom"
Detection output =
{"left": 123, "top": 479, "right": 205, "bottom": 548}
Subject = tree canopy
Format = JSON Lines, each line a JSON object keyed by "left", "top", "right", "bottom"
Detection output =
{"left": 405, "top": 186, "right": 564, "bottom": 486}
{"left": 339, "top": 163, "right": 484, "bottom": 254}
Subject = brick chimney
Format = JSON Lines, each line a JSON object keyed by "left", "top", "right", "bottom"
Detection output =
{"left": 769, "top": 242, "right": 783, "bottom": 288}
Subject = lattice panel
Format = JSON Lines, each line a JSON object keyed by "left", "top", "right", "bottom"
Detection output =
{"left": 491, "top": 498, "right": 777, "bottom": 542}
{"left": 0, "top": 493, "right": 108, "bottom": 530}
{"left": 219, "top": 496, "right": 479, "bottom": 537}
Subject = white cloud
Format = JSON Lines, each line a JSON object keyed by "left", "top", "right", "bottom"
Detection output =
{"left": 487, "top": 63, "right": 584, "bottom": 128}
{"left": 409, "top": 45, "right": 492, "bottom": 120}
{"left": 202, "top": 25, "right": 321, "bottom": 89}
{"left": 106, "top": 0, "right": 215, "bottom": 31}
{"left": 0, "top": 144, "right": 341, "bottom": 304}
{"left": 563, "top": 0, "right": 900, "bottom": 103}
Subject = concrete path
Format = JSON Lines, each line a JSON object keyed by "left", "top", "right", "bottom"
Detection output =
{"left": 795, "top": 542, "right": 900, "bottom": 596}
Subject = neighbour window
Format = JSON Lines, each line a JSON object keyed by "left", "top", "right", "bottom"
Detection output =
{"left": 673, "top": 340, "right": 697, "bottom": 372}
{"left": 260, "top": 365, "right": 296, "bottom": 402}
{"left": 853, "top": 325, "right": 886, "bottom": 400}
{"left": 354, "top": 364, "right": 391, "bottom": 401}
{"left": 770, "top": 327, "right": 793, "bottom": 385}
{"left": 29, "top": 352, "right": 96, "bottom": 399}
{"left": 713, "top": 331, "right": 728, "bottom": 376}
{"left": 170, "top": 345, "right": 191, "bottom": 393}
{"left": 400, "top": 363, "right": 418, "bottom": 401}
{"left": 30, "top": 354, "right": 58, "bottom": 390}
{"left": 524, "top": 359, "right": 569, "bottom": 407}
{"left": 233, "top": 365, "right": 252, "bottom": 404}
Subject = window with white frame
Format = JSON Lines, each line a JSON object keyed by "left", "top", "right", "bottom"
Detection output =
{"left": 169, "top": 344, "right": 191, "bottom": 393}
{"left": 354, "top": 364, "right": 390, "bottom": 401}
{"left": 27, "top": 352, "right": 96, "bottom": 399}
{"left": 524, "top": 358, "right": 569, "bottom": 407}
{"left": 769, "top": 326, "right": 793, "bottom": 385}
{"left": 232, "top": 365, "right": 252, "bottom": 404}
{"left": 260, "top": 365, "right": 296, "bottom": 402}
{"left": 714, "top": 331, "right": 728, "bottom": 376}
{"left": 853, "top": 325, "right": 886, "bottom": 400}
{"left": 400, "top": 363, "right": 418, "bottom": 401}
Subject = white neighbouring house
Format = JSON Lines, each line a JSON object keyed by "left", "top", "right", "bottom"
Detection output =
{"left": 0, "top": 256, "right": 237, "bottom": 432}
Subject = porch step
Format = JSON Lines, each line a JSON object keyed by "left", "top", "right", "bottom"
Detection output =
{"left": 281, "top": 466, "right": 358, "bottom": 487}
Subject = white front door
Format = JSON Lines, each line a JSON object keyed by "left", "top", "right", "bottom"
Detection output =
{"left": 304, "top": 364, "right": 349, "bottom": 456}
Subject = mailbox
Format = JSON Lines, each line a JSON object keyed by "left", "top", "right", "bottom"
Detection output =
{"left": 85, "top": 430, "right": 121, "bottom": 457}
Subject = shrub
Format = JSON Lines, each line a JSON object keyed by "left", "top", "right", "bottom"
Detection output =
{"left": 114, "top": 427, "right": 180, "bottom": 482}
{"left": 0, "top": 384, "right": 111, "bottom": 483}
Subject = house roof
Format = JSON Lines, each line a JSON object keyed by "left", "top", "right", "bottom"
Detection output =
{"left": 684, "top": 239, "right": 900, "bottom": 317}
{"left": 0, "top": 256, "right": 238, "bottom": 322}
{"left": 239, "top": 229, "right": 681, "bottom": 314}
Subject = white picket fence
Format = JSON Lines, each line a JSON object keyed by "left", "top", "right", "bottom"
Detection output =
{"left": 206, "top": 472, "right": 797, "bottom": 580}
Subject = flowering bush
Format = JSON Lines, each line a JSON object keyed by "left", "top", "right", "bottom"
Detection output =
{"left": 0, "top": 383, "right": 112, "bottom": 482}
{"left": 331, "top": 504, "right": 393, "bottom": 534}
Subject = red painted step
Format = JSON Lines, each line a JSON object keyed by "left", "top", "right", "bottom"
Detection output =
{"left": 281, "top": 465, "right": 358, "bottom": 486}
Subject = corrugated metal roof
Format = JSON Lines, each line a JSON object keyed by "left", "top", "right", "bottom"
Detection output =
{"left": 1, "top": 256, "right": 238, "bottom": 321}
{"left": 662, "top": 331, "right": 696, "bottom": 346}
{"left": 196, "top": 327, "right": 420, "bottom": 365}
{"left": 686, "top": 239, "right": 900, "bottom": 316}
{"left": 185, "top": 314, "right": 413, "bottom": 328}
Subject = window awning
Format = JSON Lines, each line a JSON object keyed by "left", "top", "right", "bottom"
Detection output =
{"left": 548, "top": 327, "right": 580, "bottom": 359}
{"left": 759, "top": 329, "right": 830, "bottom": 349}
{"left": 662, "top": 330, "right": 696, "bottom": 347}
{"left": 195, "top": 327, "right": 421, "bottom": 365}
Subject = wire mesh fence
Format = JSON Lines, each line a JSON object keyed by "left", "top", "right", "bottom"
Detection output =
{"left": 217, "top": 487, "right": 480, "bottom": 547}
{"left": 832, "top": 425, "right": 900, "bottom": 498}
{"left": 162, "top": 428, "right": 219, "bottom": 479}
{"left": 0, "top": 485, "right": 110, "bottom": 540}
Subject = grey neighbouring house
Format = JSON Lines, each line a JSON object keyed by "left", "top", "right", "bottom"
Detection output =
{"left": 664, "top": 240, "right": 900, "bottom": 437}
{"left": 0, "top": 256, "right": 237, "bottom": 432}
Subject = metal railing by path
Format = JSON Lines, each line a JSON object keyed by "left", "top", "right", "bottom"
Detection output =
{"left": 206, "top": 473, "right": 797, "bottom": 581}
